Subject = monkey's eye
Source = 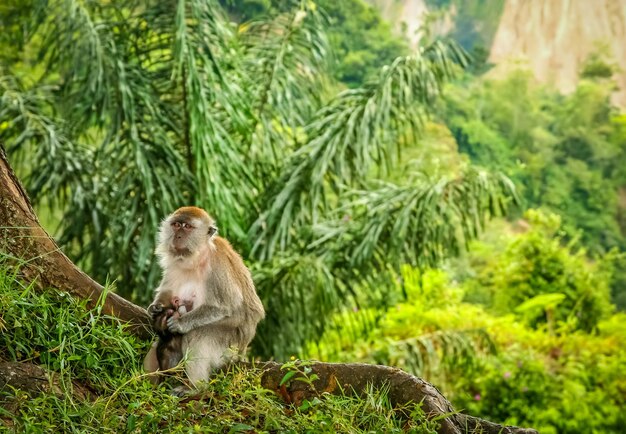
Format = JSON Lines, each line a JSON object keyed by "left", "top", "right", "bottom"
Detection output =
{"left": 171, "top": 221, "right": 193, "bottom": 230}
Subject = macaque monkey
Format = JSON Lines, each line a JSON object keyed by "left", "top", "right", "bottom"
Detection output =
{"left": 143, "top": 207, "right": 265, "bottom": 388}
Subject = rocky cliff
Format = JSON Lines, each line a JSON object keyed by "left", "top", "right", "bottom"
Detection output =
{"left": 369, "top": 0, "right": 626, "bottom": 106}
{"left": 365, "top": 0, "right": 430, "bottom": 46}
{"left": 490, "top": 0, "right": 626, "bottom": 106}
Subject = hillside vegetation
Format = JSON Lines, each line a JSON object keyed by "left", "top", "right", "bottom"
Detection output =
{"left": 0, "top": 270, "right": 438, "bottom": 433}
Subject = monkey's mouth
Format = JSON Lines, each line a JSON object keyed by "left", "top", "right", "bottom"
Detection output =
{"left": 170, "top": 246, "right": 192, "bottom": 257}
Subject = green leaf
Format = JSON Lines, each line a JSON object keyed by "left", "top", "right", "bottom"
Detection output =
{"left": 515, "top": 293, "right": 567, "bottom": 314}
{"left": 279, "top": 370, "right": 297, "bottom": 386}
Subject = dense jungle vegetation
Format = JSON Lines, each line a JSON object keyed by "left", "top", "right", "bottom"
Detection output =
{"left": 1, "top": 0, "right": 625, "bottom": 432}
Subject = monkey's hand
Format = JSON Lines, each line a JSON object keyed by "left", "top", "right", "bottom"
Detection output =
{"left": 167, "top": 315, "right": 186, "bottom": 334}
{"left": 167, "top": 305, "right": 231, "bottom": 334}
{"left": 147, "top": 302, "right": 164, "bottom": 317}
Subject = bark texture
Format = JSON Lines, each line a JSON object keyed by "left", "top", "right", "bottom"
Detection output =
{"left": 0, "top": 145, "right": 537, "bottom": 433}
{"left": 0, "top": 361, "right": 92, "bottom": 401}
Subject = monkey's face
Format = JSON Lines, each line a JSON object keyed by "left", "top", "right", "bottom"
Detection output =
{"left": 169, "top": 217, "right": 200, "bottom": 256}
{"left": 158, "top": 207, "right": 217, "bottom": 259}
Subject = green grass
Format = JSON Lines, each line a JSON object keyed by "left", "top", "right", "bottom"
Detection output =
{"left": 0, "top": 266, "right": 438, "bottom": 433}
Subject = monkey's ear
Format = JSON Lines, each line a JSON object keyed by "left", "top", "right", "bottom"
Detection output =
{"left": 208, "top": 225, "right": 218, "bottom": 237}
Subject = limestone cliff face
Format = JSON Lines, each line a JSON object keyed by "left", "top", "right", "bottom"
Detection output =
{"left": 369, "top": 0, "right": 626, "bottom": 106}
{"left": 489, "top": 0, "right": 626, "bottom": 106}
{"left": 366, "top": 0, "right": 429, "bottom": 47}
{"left": 366, "top": 0, "right": 454, "bottom": 47}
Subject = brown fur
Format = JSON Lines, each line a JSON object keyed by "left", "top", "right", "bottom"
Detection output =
{"left": 171, "top": 206, "right": 210, "bottom": 220}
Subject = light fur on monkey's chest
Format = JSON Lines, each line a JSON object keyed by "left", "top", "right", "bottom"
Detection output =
{"left": 162, "top": 266, "right": 210, "bottom": 309}
{"left": 176, "top": 280, "right": 206, "bottom": 309}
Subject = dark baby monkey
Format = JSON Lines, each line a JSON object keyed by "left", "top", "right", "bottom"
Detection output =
{"left": 148, "top": 297, "right": 193, "bottom": 380}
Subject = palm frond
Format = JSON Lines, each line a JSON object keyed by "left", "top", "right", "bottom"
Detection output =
{"left": 10, "top": 1, "right": 193, "bottom": 302}
{"left": 250, "top": 39, "right": 469, "bottom": 259}
{"left": 316, "top": 168, "right": 518, "bottom": 270}
{"left": 34, "top": 0, "right": 119, "bottom": 131}
{"left": 0, "top": 75, "right": 90, "bottom": 204}
{"left": 241, "top": 5, "right": 330, "bottom": 125}
{"left": 173, "top": 0, "right": 257, "bottom": 240}
{"left": 237, "top": 4, "right": 331, "bottom": 185}
{"left": 383, "top": 328, "right": 496, "bottom": 378}
{"left": 251, "top": 252, "right": 345, "bottom": 359}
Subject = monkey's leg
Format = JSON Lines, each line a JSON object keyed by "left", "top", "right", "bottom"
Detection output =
{"left": 143, "top": 341, "right": 161, "bottom": 385}
{"left": 182, "top": 333, "right": 230, "bottom": 386}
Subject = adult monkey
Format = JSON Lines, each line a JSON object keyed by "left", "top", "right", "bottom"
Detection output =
{"left": 143, "top": 207, "right": 265, "bottom": 387}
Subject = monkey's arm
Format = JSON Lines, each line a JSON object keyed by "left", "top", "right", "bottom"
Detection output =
{"left": 147, "top": 302, "right": 164, "bottom": 316}
{"left": 166, "top": 303, "right": 233, "bottom": 334}
{"left": 147, "top": 288, "right": 171, "bottom": 316}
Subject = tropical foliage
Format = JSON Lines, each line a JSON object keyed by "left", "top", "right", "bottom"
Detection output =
{"left": 0, "top": 0, "right": 515, "bottom": 359}
{"left": 220, "top": 0, "right": 409, "bottom": 87}
{"left": 312, "top": 210, "right": 625, "bottom": 434}
{"left": 442, "top": 68, "right": 626, "bottom": 307}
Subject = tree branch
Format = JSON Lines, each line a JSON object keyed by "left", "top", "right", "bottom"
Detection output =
{"left": 0, "top": 361, "right": 93, "bottom": 402}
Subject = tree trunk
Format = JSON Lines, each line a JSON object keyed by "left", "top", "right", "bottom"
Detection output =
{"left": 0, "top": 144, "right": 537, "bottom": 434}
{"left": 0, "top": 145, "right": 151, "bottom": 338}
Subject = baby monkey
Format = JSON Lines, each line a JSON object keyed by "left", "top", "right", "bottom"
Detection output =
{"left": 148, "top": 297, "right": 193, "bottom": 380}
